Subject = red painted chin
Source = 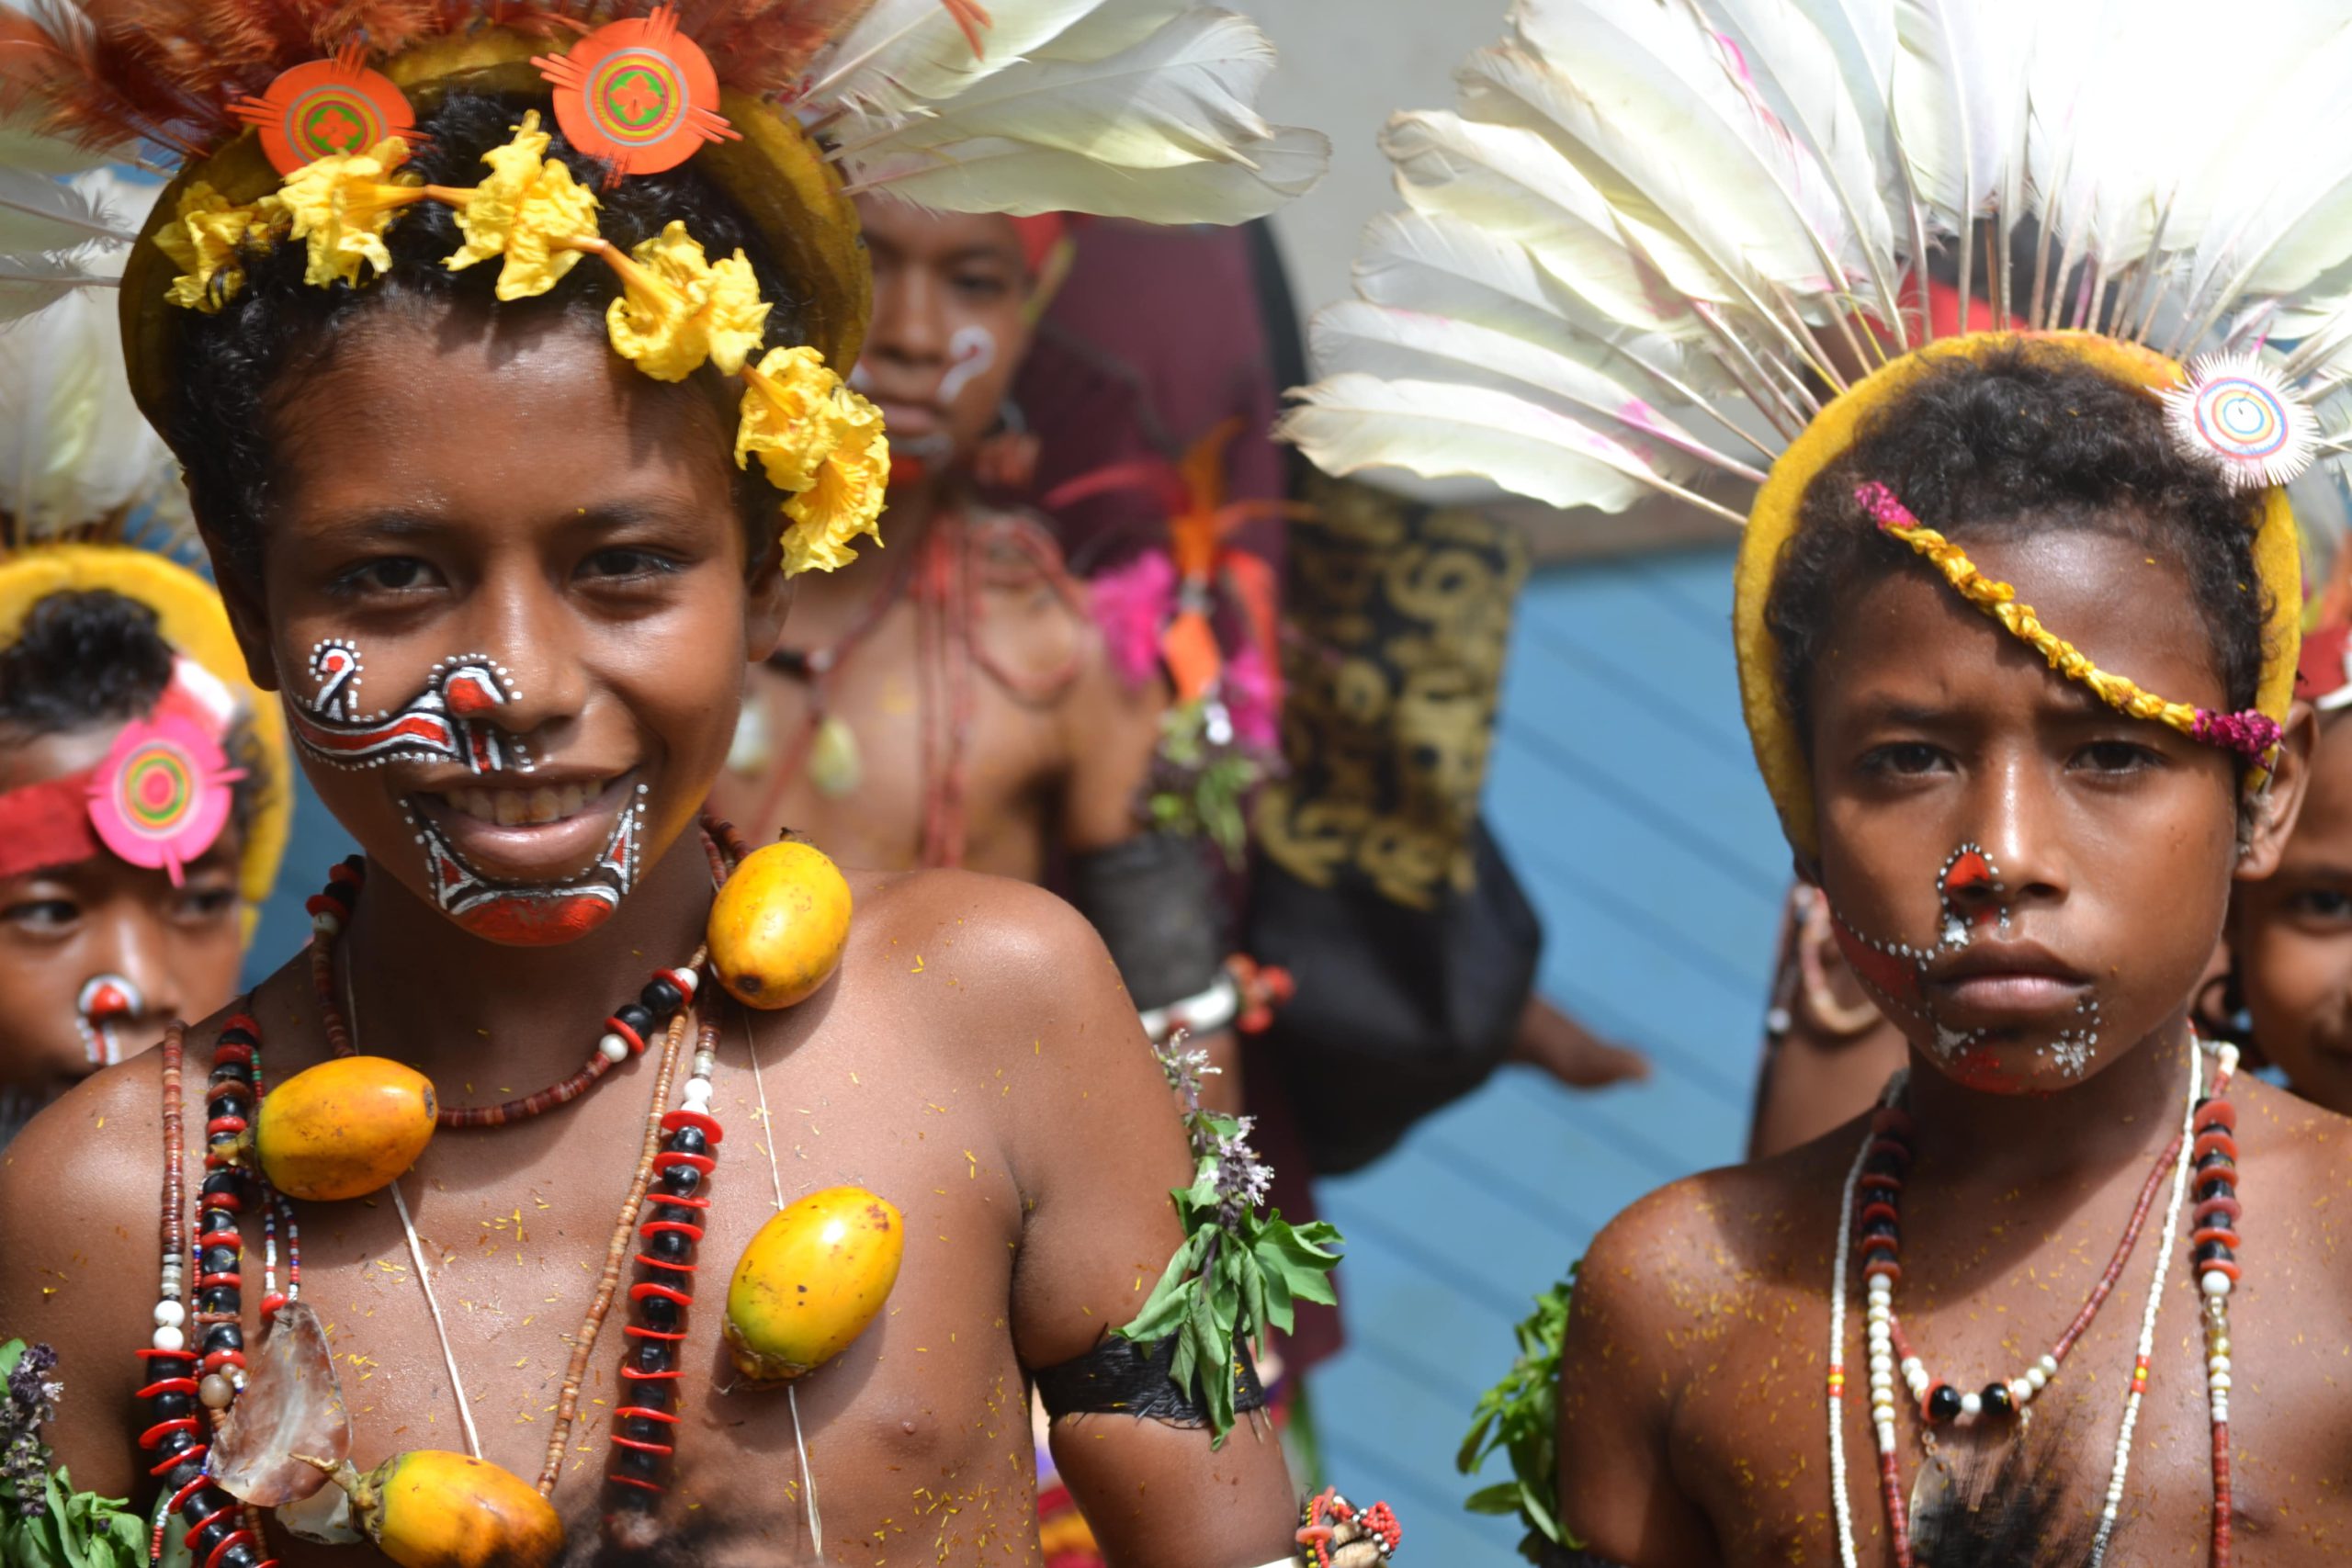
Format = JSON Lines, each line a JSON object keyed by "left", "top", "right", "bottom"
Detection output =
{"left": 1945, "top": 1043, "right": 2031, "bottom": 1094}
{"left": 453, "top": 891, "right": 619, "bottom": 946}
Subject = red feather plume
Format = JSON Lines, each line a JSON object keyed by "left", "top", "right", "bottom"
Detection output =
{"left": 0, "top": 0, "right": 879, "bottom": 162}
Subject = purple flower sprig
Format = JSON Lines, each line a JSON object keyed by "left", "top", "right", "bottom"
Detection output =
{"left": 2, "top": 1341, "right": 61, "bottom": 1520}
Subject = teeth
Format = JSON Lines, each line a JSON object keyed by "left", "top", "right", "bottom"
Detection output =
{"left": 444, "top": 781, "right": 601, "bottom": 827}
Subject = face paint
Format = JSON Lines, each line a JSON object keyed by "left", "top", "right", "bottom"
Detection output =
{"left": 1834, "top": 842, "right": 2101, "bottom": 1076}
{"left": 936, "top": 323, "right": 998, "bottom": 406}
{"left": 399, "top": 783, "right": 647, "bottom": 945}
{"left": 74, "top": 972, "right": 141, "bottom": 1067}
{"left": 1936, "top": 842, "right": 2008, "bottom": 945}
{"left": 288, "top": 639, "right": 534, "bottom": 774}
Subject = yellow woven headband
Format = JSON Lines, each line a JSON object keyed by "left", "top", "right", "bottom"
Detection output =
{"left": 0, "top": 546, "right": 292, "bottom": 935}
{"left": 1733, "top": 332, "right": 2303, "bottom": 862}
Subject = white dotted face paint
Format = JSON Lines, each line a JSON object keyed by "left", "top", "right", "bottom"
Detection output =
{"left": 936, "top": 323, "right": 998, "bottom": 407}
{"left": 288, "top": 640, "right": 534, "bottom": 774}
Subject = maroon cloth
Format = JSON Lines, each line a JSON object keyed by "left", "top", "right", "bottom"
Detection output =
{"left": 1009, "top": 220, "right": 1291, "bottom": 574}
{"left": 1010, "top": 218, "right": 1340, "bottom": 1376}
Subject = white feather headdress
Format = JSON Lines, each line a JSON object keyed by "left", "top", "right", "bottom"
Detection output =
{"left": 1281, "top": 0, "right": 2352, "bottom": 513}
{"left": 0, "top": 162, "right": 187, "bottom": 546}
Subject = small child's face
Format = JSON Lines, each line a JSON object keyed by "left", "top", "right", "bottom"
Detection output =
{"left": 2232, "top": 713, "right": 2352, "bottom": 1113}
{"left": 233, "top": 303, "right": 784, "bottom": 944}
{"left": 0, "top": 722, "right": 243, "bottom": 1092}
{"left": 853, "top": 199, "right": 1032, "bottom": 490}
{"left": 1805, "top": 527, "right": 2245, "bottom": 1093}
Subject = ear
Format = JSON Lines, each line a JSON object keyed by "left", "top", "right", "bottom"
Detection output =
{"left": 742, "top": 535, "right": 794, "bottom": 664}
{"left": 194, "top": 514, "right": 282, "bottom": 695}
{"left": 2234, "top": 700, "right": 2316, "bottom": 882}
{"left": 1790, "top": 848, "right": 1823, "bottom": 890}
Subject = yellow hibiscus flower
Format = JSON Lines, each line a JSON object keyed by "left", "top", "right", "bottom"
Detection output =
{"left": 735, "top": 346, "right": 850, "bottom": 494}
{"left": 734, "top": 347, "right": 889, "bottom": 575}
{"left": 276, "top": 137, "right": 424, "bottom": 288}
{"left": 605, "top": 222, "right": 771, "bottom": 381}
{"left": 446, "top": 111, "right": 601, "bottom": 301}
{"left": 154, "top": 184, "right": 289, "bottom": 312}
{"left": 782, "top": 391, "right": 889, "bottom": 576}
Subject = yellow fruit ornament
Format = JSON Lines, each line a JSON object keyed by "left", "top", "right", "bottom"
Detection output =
{"left": 296, "top": 1450, "right": 562, "bottom": 1568}
{"left": 724, "top": 1185, "right": 904, "bottom": 1383}
{"left": 707, "top": 839, "right": 853, "bottom": 1009}
{"left": 254, "top": 1056, "right": 436, "bottom": 1201}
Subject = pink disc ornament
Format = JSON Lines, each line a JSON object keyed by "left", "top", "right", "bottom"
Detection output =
{"left": 88, "top": 713, "right": 244, "bottom": 886}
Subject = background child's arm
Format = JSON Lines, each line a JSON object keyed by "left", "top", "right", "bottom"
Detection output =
{"left": 978, "top": 878, "right": 1299, "bottom": 1566}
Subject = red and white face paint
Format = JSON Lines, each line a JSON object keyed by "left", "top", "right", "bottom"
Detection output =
{"left": 400, "top": 784, "right": 649, "bottom": 944}
{"left": 1827, "top": 842, "right": 2103, "bottom": 1083}
{"left": 74, "top": 972, "right": 141, "bottom": 1067}
{"left": 291, "top": 637, "right": 646, "bottom": 943}
{"left": 288, "top": 638, "right": 534, "bottom": 774}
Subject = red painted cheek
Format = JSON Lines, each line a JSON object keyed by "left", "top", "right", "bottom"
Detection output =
{"left": 1832, "top": 918, "right": 1924, "bottom": 1009}
{"left": 457, "top": 892, "right": 617, "bottom": 946}
{"left": 1950, "top": 1045, "right": 2026, "bottom": 1093}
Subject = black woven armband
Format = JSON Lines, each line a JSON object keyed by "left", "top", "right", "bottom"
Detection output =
{"left": 1034, "top": 1333, "right": 1266, "bottom": 1426}
{"left": 1068, "top": 834, "right": 1224, "bottom": 1013}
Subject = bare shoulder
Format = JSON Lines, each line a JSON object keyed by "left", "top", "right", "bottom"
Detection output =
{"left": 842, "top": 863, "right": 1136, "bottom": 1034}
{"left": 1567, "top": 1126, "right": 1856, "bottom": 1395}
{"left": 2234, "top": 1074, "right": 2352, "bottom": 1267}
{"left": 0, "top": 1044, "right": 179, "bottom": 1494}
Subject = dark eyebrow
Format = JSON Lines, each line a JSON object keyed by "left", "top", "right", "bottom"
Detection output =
{"left": 301, "top": 499, "right": 706, "bottom": 547}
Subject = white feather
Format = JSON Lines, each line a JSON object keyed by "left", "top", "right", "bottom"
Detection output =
{"left": 840, "top": 8, "right": 1277, "bottom": 172}
{"left": 1279, "top": 372, "right": 1706, "bottom": 516}
{"left": 1486, "top": 0, "right": 1852, "bottom": 303}
{"left": 847, "top": 125, "right": 1326, "bottom": 221}
{"left": 0, "top": 110, "right": 110, "bottom": 176}
{"left": 1311, "top": 299, "right": 1758, "bottom": 482}
{"left": 0, "top": 166, "right": 135, "bottom": 254}
{"left": 1353, "top": 210, "right": 1733, "bottom": 400}
{"left": 0, "top": 283, "right": 175, "bottom": 536}
{"left": 809, "top": 0, "right": 1114, "bottom": 120}
{"left": 1381, "top": 107, "right": 1699, "bottom": 335}
{"left": 1701, "top": 0, "right": 1905, "bottom": 324}
{"left": 2180, "top": 18, "right": 2352, "bottom": 340}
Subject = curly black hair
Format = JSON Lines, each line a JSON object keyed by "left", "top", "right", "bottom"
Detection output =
{"left": 170, "top": 89, "right": 807, "bottom": 588}
{"left": 1766, "top": 342, "right": 2270, "bottom": 751}
{"left": 0, "top": 587, "right": 267, "bottom": 842}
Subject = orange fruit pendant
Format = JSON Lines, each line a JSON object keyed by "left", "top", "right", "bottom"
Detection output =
{"left": 254, "top": 1056, "right": 436, "bottom": 1201}
{"left": 723, "top": 1185, "right": 904, "bottom": 1384}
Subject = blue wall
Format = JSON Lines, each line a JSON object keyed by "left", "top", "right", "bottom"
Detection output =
{"left": 1304, "top": 544, "right": 1783, "bottom": 1562}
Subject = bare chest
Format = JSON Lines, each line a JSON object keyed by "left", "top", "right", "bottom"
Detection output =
{"left": 712, "top": 601, "right": 1078, "bottom": 878}
{"left": 1672, "top": 1262, "right": 2352, "bottom": 1566}
{"left": 219, "top": 1024, "right": 1039, "bottom": 1566}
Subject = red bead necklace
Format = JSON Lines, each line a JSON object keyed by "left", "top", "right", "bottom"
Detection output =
{"left": 306, "top": 829, "right": 731, "bottom": 1126}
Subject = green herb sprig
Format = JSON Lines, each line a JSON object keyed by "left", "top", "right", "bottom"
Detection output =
{"left": 1116, "top": 1037, "right": 1341, "bottom": 1444}
{"left": 1459, "top": 1275, "right": 1578, "bottom": 1563}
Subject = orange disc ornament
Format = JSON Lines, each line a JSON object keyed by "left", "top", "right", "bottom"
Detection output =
{"left": 231, "top": 45, "right": 416, "bottom": 175}
{"left": 534, "top": 5, "right": 737, "bottom": 179}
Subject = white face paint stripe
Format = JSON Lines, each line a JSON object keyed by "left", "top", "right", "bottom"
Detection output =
{"left": 937, "top": 323, "right": 999, "bottom": 407}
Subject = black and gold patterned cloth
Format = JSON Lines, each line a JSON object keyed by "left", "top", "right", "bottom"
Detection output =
{"left": 1247, "top": 475, "right": 1542, "bottom": 1174}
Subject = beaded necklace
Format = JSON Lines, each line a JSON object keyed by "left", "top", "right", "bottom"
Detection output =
{"left": 1825, "top": 1037, "right": 2242, "bottom": 1568}
{"left": 136, "top": 825, "right": 747, "bottom": 1562}
{"left": 306, "top": 839, "right": 725, "bottom": 1125}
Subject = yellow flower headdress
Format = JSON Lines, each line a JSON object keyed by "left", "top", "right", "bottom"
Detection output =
{"left": 3, "top": 0, "right": 1329, "bottom": 578}
{"left": 1281, "top": 0, "right": 2342, "bottom": 858}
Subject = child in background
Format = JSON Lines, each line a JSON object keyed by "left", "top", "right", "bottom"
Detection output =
{"left": 2217, "top": 615, "right": 2352, "bottom": 1114}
